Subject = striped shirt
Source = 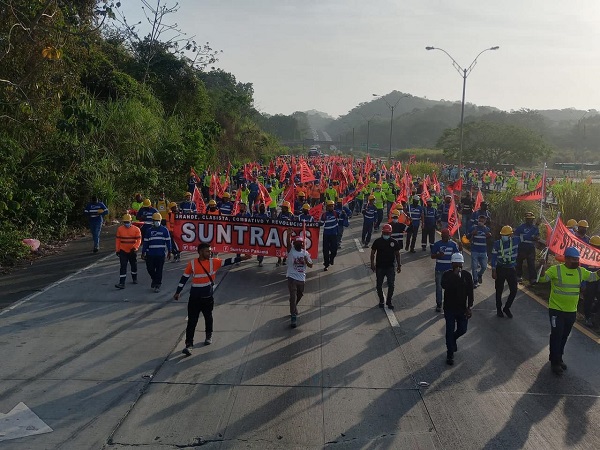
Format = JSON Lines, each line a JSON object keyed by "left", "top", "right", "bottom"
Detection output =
{"left": 142, "top": 226, "right": 172, "bottom": 256}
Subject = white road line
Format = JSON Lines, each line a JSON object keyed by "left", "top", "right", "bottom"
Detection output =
{"left": 354, "top": 238, "right": 364, "bottom": 253}
{"left": 384, "top": 306, "right": 400, "bottom": 328}
{"left": 0, "top": 253, "right": 114, "bottom": 317}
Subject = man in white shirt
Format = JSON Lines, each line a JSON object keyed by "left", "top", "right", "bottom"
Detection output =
{"left": 286, "top": 233, "right": 314, "bottom": 328}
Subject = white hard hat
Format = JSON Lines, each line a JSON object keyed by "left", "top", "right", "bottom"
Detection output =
{"left": 451, "top": 253, "right": 464, "bottom": 263}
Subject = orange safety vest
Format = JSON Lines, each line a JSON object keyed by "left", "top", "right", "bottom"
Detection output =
{"left": 167, "top": 211, "right": 176, "bottom": 232}
{"left": 115, "top": 225, "right": 142, "bottom": 252}
{"left": 183, "top": 258, "right": 224, "bottom": 288}
{"left": 205, "top": 209, "right": 220, "bottom": 216}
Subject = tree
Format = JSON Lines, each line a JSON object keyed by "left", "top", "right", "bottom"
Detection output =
{"left": 436, "top": 121, "right": 552, "bottom": 167}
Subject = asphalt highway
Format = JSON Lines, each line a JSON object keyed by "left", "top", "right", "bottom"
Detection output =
{"left": 0, "top": 217, "right": 598, "bottom": 449}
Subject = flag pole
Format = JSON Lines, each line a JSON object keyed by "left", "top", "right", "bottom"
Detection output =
{"left": 536, "top": 211, "right": 560, "bottom": 282}
{"left": 540, "top": 162, "right": 546, "bottom": 219}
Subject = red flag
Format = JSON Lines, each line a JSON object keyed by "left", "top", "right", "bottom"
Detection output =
{"left": 283, "top": 183, "right": 295, "bottom": 205}
{"left": 420, "top": 178, "right": 431, "bottom": 204}
{"left": 268, "top": 161, "right": 275, "bottom": 177}
{"left": 258, "top": 182, "right": 273, "bottom": 207}
{"left": 299, "top": 159, "right": 316, "bottom": 183}
{"left": 409, "top": 155, "right": 416, "bottom": 164}
{"left": 308, "top": 202, "right": 323, "bottom": 222}
{"left": 447, "top": 178, "right": 463, "bottom": 193}
{"left": 447, "top": 196, "right": 461, "bottom": 236}
{"left": 513, "top": 174, "right": 545, "bottom": 202}
{"left": 190, "top": 167, "right": 201, "bottom": 183}
{"left": 192, "top": 186, "right": 206, "bottom": 213}
{"left": 431, "top": 172, "right": 441, "bottom": 194}
{"left": 280, "top": 162, "right": 290, "bottom": 183}
{"left": 474, "top": 189, "right": 484, "bottom": 211}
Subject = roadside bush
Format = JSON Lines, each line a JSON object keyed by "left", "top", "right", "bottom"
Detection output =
{"left": 0, "top": 224, "right": 29, "bottom": 267}
{"left": 550, "top": 181, "right": 600, "bottom": 235}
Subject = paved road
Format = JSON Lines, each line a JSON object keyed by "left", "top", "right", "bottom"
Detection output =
{"left": 0, "top": 218, "right": 599, "bottom": 449}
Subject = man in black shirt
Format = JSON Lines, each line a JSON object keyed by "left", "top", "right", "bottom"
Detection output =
{"left": 460, "top": 191, "right": 475, "bottom": 236}
{"left": 441, "top": 253, "right": 474, "bottom": 365}
{"left": 371, "top": 224, "right": 402, "bottom": 310}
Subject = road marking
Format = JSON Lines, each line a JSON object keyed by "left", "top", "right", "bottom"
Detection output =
{"left": 384, "top": 306, "right": 400, "bottom": 328}
{"left": 354, "top": 238, "right": 364, "bottom": 253}
{"left": 0, "top": 253, "right": 114, "bottom": 317}
{"left": 0, "top": 402, "right": 53, "bottom": 442}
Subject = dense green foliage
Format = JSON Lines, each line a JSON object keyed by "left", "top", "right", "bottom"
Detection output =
{"left": 0, "top": 0, "right": 285, "bottom": 265}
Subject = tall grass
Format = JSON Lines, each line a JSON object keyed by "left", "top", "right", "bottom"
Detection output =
{"left": 551, "top": 181, "right": 600, "bottom": 235}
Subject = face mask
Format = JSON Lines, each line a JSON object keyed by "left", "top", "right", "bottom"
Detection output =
{"left": 209, "top": 207, "right": 217, "bottom": 211}
{"left": 413, "top": 201, "right": 418, "bottom": 206}
{"left": 124, "top": 222, "right": 132, "bottom": 228}
{"left": 294, "top": 244, "right": 303, "bottom": 251}
{"left": 392, "top": 219, "right": 398, "bottom": 223}
{"left": 501, "top": 236, "right": 510, "bottom": 242}
{"left": 153, "top": 221, "right": 161, "bottom": 227}
{"left": 478, "top": 222, "right": 485, "bottom": 227}
{"left": 382, "top": 235, "right": 390, "bottom": 240}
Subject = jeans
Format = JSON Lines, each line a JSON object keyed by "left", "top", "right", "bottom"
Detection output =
{"left": 435, "top": 270, "right": 444, "bottom": 307}
{"left": 548, "top": 309, "right": 576, "bottom": 364}
{"left": 375, "top": 208, "right": 384, "bottom": 229}
{"left": 362, "top": 221, "right": 374, "bottom": 245}
{"left": 495, "top": 266, "right": 517, "bottom": 309}
{"left": 322, "top": 234, "right": 338, "bottom": 267}
{"left": 186, "top": 294, "right": 214, "bottom": 346}
{"left": 471, "top": 251, "right": 488, "bottom": 282}
{"left": 421, "top": 225, "right": 436, "bottom": 248}
{"left": 118, "top": 250, "right": 138, "bottom": 284}
{"left": 287, "top": 277, "right": 305, "bottom": 316}
{"left": 406, "top": 225, "right": 419, "bottom": 250}
{"left": 145, "top": 255, "right": 165, "bottom": 287}
{"left": 461, "top": 213, "right": 471, "bottom": 235}
{"left": 355, "top": 198, "right": 364, "bottom": 214}
{"left": 376, "top": 266, "right": 396, "bottom": 304}
{"left": 444, "top": 309, "right": 469, "bottom": 355}
{"left": 516, "top": 246, "right": 536, "bottom": 281}
{"left": 89, "top": 220, "right": 102, "bottom": 249}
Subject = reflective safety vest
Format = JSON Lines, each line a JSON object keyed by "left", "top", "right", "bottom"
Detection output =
{"left": 180, "top": 258, "right": 224, "bottom": 292}
{"left": 543, "top": 264, "right": 595, "bottom": 312}
{"left": 115, "top": 224, "right": 142, "bottom": 252}
{"left": 155, "top": 199, "right": 169, "bottom": 219}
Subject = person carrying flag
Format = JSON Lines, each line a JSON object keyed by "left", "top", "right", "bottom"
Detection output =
{"left": 179, "top": 192, "right": 197, "bottom": 214}
{"left": 298, "top": 204, "right": 314, "bottom": 223}
{"left": 285, "top": 233, "right": 313, "bottom": 328}
{"left": 421, "top": 198, "right": 438, "bottom": 251}
{"left": 334, "top": 199, "right": 351, "bottom": 249}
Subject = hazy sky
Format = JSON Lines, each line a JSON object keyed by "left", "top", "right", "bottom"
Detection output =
{"left": 119, "top": 0, "right": 600, "bottom": 117}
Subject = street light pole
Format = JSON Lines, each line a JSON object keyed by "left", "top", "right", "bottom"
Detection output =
{"left": 373, "top": 93, "right": 409, "bottom": 164}
{"left": 359, "top": 113, "right": 380, "bottom": 155}
{"left": 426, "top": 46, "right": 499, "bottom": 174}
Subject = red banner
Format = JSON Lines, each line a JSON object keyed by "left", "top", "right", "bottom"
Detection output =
{"left": 299, "top": 159, "right": 316, "bottom": 183}
{"left": 547, "top": 218, "right": 600, "bottom": 268}
{"left": 173, "top": 214, "right": 320, "bottom": 259}
{"left": 474, "top": 189, "right": 483, "bottom": 211}
{"left": 447, "top": 196, "right": 461, "bottom": 236}
{"left": 447, "top": 178, "right": 462, "bottom": 193}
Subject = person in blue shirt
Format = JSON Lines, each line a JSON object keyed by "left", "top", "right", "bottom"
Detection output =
{"left": 514, "top": 212, "right": 540, "bottom": 284}
{"left": 406, "top": 196, "right": 424, "bottom": 253}
{"left": 421, "top": 198, "right": 438, "bottom": 251}
{"left": 83, "top": 195, "right": 109, "bottom": 253}
{"left": 142, "top": 212, "right": 172, "bottom": 292}
{"left": 468, "top": 215, "right": 492, "bottom": 288}
{"left": 491, "top": 225, "right": 520, "bottom": 318}
{"left": 334, "top": 199, "right": 351, "bottom": 249}
{"left": 438, "top": 195, "right": 452, "bottom": 230}
{"left": 218, "top": 192, "right": 234, "bottom": 215}
{"left": 298, "top": 204, "right": 314, "bottom": 223}
{"left": 431, "top": 228, "right": 460, "bottom": 312}
{"left": 320, "top": 200, "right": 339, "bottom": 271}
{"left": 248, "top": 180, "right": 259, "bottom": 207}
{"left": 179, "top": 192, "right": 197, "bottom": 214}
{"left": 361, "top": 195, "right": 377, "bottom": 248}
{"left": 137, "top": 198, "right": 160, "bottom": 238}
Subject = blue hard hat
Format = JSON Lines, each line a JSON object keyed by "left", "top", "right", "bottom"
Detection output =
{"left": 564, "top": 247, "right": 580, "bottom": 258}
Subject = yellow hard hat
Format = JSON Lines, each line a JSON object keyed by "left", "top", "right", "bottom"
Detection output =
{"left": 298, "top": 191, "right": 306, "bottom": 197}
{"left": 152, "top": 212, "right": 162, "bottom": 220}
{"left": 368, "top": 195, "right": 375, "bottom": 200}
{"left": 208, "top": 199, "right": 217, "bottom": 206}
{"left": 461, "top": 235, "right": 470, "bottom": 245}
{"left": 590, "top": 235, "right": 600, "bottom": 247}
{"left": 185, "top": 192, "right": 192, "bottom": 197}
{"left": 578, "top": 219, "right": 589, "bottom": 228}
{"left": 302, "top": 203, "right": 310, "bottom": 210}
{"left": 282, "top": 201, "right": 291, "bottom": 208}
{"left": 143, "top": 199, "right": 151, "bottom": 207}
{"left": 566, "top": 219, "right": 577, "bottom": 228}
{"left": 122, "top": 213, "right": 132, "bottom": 222}
{"left": 500, "top": 225, "right": 513, "bottom": 236}
{"left": 524, "top": 212, "right": 535, "bottom": 219}
{"left": 326, "top": 200, "right": 335, "bottom": 206}
{"left": 168, "top": 201, "right": 177, "bottom": 209}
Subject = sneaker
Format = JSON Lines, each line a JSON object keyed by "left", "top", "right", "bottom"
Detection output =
{"left": 204, "top": 335, "right": 212, "bottom": 345}
{"left": 258, "top": 261, "right": 263, "bottom": 267}
{"left": 282, "top": 260, "right": 287, "bottom": 265}
{"left": 151, "top": 283, "right": 156, "bottom": 289}
{"left": 378, "top": 302, "right": 385, "bottom": 308}
{"left": 560, "top": 360, "right": 568, "bottom": 371}
{"left": 93, "top": 248, "right": 99, "bottom": 253}
{"left": 473, "top": 283, "right": 478, "bottom": 289}
{"left": 422, "top": 247, "right": 426, "bottom": 251}
{"left": 435, "top": 306, "right": 441, "bottom": 312}
{"left": 503, "top": 307, "right": 513, "bottom": 318}
{"left": 182, "top": 346, "right": 192, "bottom": 356}
{"left": 446, "top": 353, "right": 454, "bottom": 365}
{"left": 551, "top": 363, "right": 563, "bottom": 375}
{"left": 386, "top": 303, "right": 394, "bottom": 310}
{"left": 115, "top": 283, "right": 125, "bottom": 289}
{"left": 323, "top": 267, "right": 328, "bottom": 272}
{"left": 410, "top": 249, "right": 416, "bottom": 253}
{"left": 291, "top": 315, "right": 297, "bottom": 328}
{"left": 276, "top": 262, "right": 281, "bottom": 267}
{"left": 132, "top": 279, "right": 138, "bottom": 284}
{"left": 154, "top": 287, "right": 160, "bottom": 293}
{"left": 497, "top": 309, "right": 504, "bottom": 318}
{"left": 478, "top": 275, "right": 483, "bottom": 285}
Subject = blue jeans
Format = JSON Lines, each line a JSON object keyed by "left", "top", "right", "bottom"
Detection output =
{"left": 471, "top": 251, "right": 488, "bottom": 282}
{"left": 435, "top": 270, "right": 444, "bottom": 307}
{"left": 445, "top": 309, "right": 469, "bottom": 354}
{"left": 89, "top": 220, "right": 102, "bottom": 249}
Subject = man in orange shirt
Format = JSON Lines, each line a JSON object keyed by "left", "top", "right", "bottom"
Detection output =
{"left": 173, "top": 243, "right": 251, "bottom": 355}
{"left": 310, "top": 183, "right": 321, "bottom": 207}
{"left": 115, "top": 213, "right": 142, "bottom": 289}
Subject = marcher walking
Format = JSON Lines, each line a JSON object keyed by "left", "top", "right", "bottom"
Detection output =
{"left": 539, "top": 247, "right": 598, "bottom": 375}
{"left": 285, "top": 234, "right": 313, "bottom": 328}
{"left": 174, "top": 243, "right": 251, "bottom": 355}
{"left": 515, "top": 211, "right": 540, "bottom": 284}
{"left": 114, "top": 213, "right": 141, "bottom": 289}
{"left": 84, "top": 195, "right": 109, "bottom": 252}
{"left": 370, "top": 224, "right": 402, "bottom": 309}
{"left": 491, "top": 225, "right": 520, "bottom": 318}
{"left": 469, "top": 215, "right": 492, "bottom": 288}
{"left": 320, "top": 200, "right": 339, "bottom": 271}
{"left": 441, "top": 253, "right": 474, "bottom": 365}
{"left": 431, "top": 228, "right": 460, "bottom": 312}
{"left": 141, "top": 212, "right": 172, "bottom": 292}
